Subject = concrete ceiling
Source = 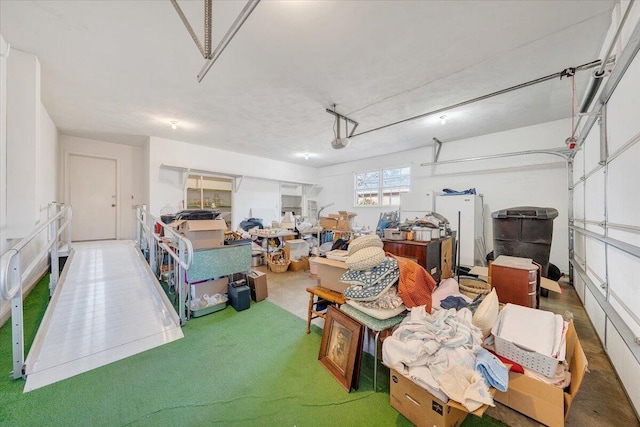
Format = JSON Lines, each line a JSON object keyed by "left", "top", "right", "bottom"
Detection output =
{"left": 0, "top": 0, "right": 615, "bottom": 167}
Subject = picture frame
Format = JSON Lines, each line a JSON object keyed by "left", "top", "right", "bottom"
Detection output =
{"left": 318, "top": 306, "right": 364, "bottom": 392}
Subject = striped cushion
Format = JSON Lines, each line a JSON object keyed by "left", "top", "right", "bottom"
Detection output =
{"left": 347, "top": 234, "right": 384, "bottom": 256}
{"left": 345, "top": 246, "right": 385, "bottom": 271}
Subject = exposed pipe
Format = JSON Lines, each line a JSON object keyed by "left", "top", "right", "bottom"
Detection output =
{"left": 419, "top": 147, "right": 571, "bottom": 167}
{"left": 351, "top": 59, "right": 602, "bottom": 138}
{"left": 197, "top": 0, "right": 261, "bottom": 83}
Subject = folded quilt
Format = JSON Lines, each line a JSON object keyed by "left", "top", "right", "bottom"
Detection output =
{"left": 339, "top": 257, "right": 398, "bottom": 286}
{"left": 343, "top": 270, "right": 399, "bottom": 301}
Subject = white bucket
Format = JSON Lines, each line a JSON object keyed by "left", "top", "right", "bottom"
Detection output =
{"left": 309, "top": 257, "right": 319, "bottom": 275}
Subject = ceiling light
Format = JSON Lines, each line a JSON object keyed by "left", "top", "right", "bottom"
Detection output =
{"left": 440, "top": 115, "right": 447, "bottom": 125}
{"left": 295, "top": 152, "right": 316, "bottom": 160}
{"left": 170, "top": 121, "right": 178, "bottom": 130}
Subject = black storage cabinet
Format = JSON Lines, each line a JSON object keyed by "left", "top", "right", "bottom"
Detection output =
{"left": 492, "top": 206, "right": 558, "bottom": 277}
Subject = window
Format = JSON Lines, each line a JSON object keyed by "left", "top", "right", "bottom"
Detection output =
{"left": 355, "top": 166, "right": 410, "bottom": 206}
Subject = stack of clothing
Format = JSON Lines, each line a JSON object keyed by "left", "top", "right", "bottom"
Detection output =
{"left": 340, "top": 235, "right": 405, "bottom": 320}
{"left": 382, "top": 306, "right": 507, "bottom": 411}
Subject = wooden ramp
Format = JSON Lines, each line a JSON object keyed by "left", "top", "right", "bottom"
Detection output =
{"left": 23, "top": 240, "right": 183, "bottom": 392}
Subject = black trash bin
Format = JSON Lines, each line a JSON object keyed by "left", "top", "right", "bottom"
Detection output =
{"left": 491, "top": 206, "right": 558, "bottom": 277}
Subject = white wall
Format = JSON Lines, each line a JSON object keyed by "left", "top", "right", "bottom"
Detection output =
{"left": 318, "top": 119, "right": 570, "bottom": 271}
{"left": 147, "top": 137, "right": 318, "bottom": 229}
{"left": 0, "top": 34, "right": 8, "bottom": 255}
{"left": 59, "top": 135, "right": 144, "bottom": 240}
{"left": 0, "top": 46, "right": 58, "bottom": 326}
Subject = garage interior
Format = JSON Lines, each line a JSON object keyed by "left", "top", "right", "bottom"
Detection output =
{"left": 1, "top": 1, "right": 639, "bottom": 426}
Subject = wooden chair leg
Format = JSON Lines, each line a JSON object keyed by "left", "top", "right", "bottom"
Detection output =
{"left": 306, "top": 291, "right": 314, "bottom": 334}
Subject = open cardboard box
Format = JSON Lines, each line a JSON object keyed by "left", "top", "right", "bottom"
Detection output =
{"left": 169, "top": 218, "right": 227, "bottom": 250}
{"left": 493, "top": 321, "right": 587, "bottom": 427}
{"left": 390, "top": 368, "right": 491, "bottom": 427}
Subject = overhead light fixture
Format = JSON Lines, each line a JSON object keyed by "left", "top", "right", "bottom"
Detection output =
{"left": 295, "top": 152, "right": 315, "bottom": 160}
{"left": 326, "top": 105, "right": 359, "bottom": 149}
{"left": 440, "top": 115, "right": 447, "bottom": 125}
{"left": 170, "top": 121, "right": 178, "bottom": 130}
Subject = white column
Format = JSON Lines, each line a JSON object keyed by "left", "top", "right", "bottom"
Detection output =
{"left": 0, "top": 35, "right": 9, "bottom": 254}
{"left": 6, "top": 48, "right": 40, "bottom": 235}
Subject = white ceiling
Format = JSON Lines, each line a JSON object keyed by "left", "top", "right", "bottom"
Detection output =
{"left": 1, "top": 0, "right": 615, "bottom": 167}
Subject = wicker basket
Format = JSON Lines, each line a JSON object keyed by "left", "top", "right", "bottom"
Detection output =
{"left": 458, "top": 277, "right": 491, "bottom": 299}
{"left": 267, "top": 249, "right": 290, "bottom": 273}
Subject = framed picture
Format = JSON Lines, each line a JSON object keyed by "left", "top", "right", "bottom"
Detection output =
{"left": 318, "top": 306, "right": 363, "bottom": 392}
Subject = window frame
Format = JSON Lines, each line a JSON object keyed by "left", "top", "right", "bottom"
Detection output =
{"left": 354, "top": 166, "right": 411, "bottom": 207}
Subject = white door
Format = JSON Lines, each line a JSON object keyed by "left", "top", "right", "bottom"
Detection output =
{"left": 68, "top": 154, "right": 117, "bottom": 241}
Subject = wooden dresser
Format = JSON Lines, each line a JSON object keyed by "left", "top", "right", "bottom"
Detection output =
{"left": 382, "top": 236, "right": 454, "bottom": 282}
{"left": 489, "top": 256, "right": 541, "bottom": 308}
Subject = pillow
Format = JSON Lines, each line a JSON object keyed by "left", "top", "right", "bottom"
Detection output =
{"left": 339, "top": 258, "right": 398, "bottom": 286}
{"left": 345, "top": 299, "right": 406, "bottom": 320}
{"left": 348, "top": 234, "right": 384, "bottom": 256}
{"left": 472, "top": 288, "right": 499, "bottom": 338}
{"left": 345, "top": 246, "right": 385, "bottom": 271}
{"left": 355, "top": 285, "right": 404, "bottom": 310}
{"left": 343, "top": 270, "right": 399, "bottom": 301}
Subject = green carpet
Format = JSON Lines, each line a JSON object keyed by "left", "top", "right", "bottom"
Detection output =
{"left": 0, "top": 276, "right": 507, "bottom": 427}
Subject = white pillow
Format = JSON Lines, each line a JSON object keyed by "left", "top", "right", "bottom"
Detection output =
{"left": 472, "top": 288, "right": 499, "bottom": 338}
{"left": 346, "top": 246, "right": 385, "bottom": 271}
{"left": 348, "top": 234, "right": 384, "bottom": 255}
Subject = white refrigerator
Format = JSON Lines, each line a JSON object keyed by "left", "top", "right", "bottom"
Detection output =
{"left": 435, "top": 194, "right": 485, "bottom": 268}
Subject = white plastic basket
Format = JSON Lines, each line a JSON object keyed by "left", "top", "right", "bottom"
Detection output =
{"left": 493, "top": 334, "right": 560, "bottom": 377}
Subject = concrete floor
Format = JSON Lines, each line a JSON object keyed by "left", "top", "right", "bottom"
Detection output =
{"left": 259, "top": 264, "right": 639, "bottom": 426}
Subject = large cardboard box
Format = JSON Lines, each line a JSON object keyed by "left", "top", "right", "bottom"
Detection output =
{"left": 319, "top": 216, "right": 338, "bottom": 230}
{"left": 190, "top": 277, "right": 229, "bottom": 300}
{"left": 170, "top": 218, "right": 227, "bottom": 249}
{"left": 337, "top": 211, "right": 357, "bottom": 231}
{"left": 390, "top": 368, "right": 489, "bottom": 427}
{"left": 289, "top": 256, "right": 310, "bottom": 272}
{"left": 494, "top": 322, "right": 587, "bottom": 427}
{"left": 313, "top": 257, "right": 349, "bottom": 293}
{"left": 247, "top": 270, "right": 268, "bottom": 302}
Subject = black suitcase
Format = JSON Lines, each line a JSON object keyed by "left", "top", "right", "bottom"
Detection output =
{"left": 228, "top": 280, "right": 251, "bottom": 312}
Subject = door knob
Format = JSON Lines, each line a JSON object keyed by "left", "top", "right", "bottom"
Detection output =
{"left": 112, "top": 204, "right": 116, "bottom": 207}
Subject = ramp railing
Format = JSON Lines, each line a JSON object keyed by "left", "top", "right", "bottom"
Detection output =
{"left": 0, "top": 203, "right": 72, "bottom": 379}
{"left": 135, "top": 205, "right": 193, "bottom": 324}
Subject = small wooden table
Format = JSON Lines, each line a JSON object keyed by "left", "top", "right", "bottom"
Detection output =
{"left": 305, "top": 286, "right": 346, "bottom": 334}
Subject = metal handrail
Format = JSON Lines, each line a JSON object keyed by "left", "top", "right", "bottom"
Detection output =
{"left": 135, "top": 205, "right": 193, "bottom": 324}
{"left": 0, "top": 203, "right": 72, "bottom": 379}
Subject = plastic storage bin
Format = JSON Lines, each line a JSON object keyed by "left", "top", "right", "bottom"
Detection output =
{"left": 491, "top": 206, "right": 558, "bottom": 277}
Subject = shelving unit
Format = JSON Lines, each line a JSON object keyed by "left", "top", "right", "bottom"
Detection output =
{"left": 281, "top": 183, "right": 303, "bottom": 216}
{"left": 186, "top": 175, "right": 233, "bottom": 227}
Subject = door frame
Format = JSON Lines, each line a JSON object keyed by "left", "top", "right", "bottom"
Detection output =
{"left": 63, "top": 151, "right": 120, "bottom": 240}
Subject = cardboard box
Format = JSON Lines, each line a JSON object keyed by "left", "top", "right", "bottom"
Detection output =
{"left": 288, "top": 256, "right": 309, "bottom": 272}
{"left": 170, "top": 218, "right": 227, "bottom": 250}
{"left": 247, "top": 270, "right": 268, "bottom": 302}
{"left": 319, "top": 216, "right": 338, "bottom": 230}
{"left": 337, "top": 211, "right": 357, "bottom": 231}
{"left": 390, "top": 368, "right": 489, "bottom": 427}
{"left": 313, "top": 257, "right": 349, "bottom": 293}
{"left": 190, "top": 277, "right": 229, "bottom": 300}
{"left": 494, "top": 322, "right": 587, "bottom": 427}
